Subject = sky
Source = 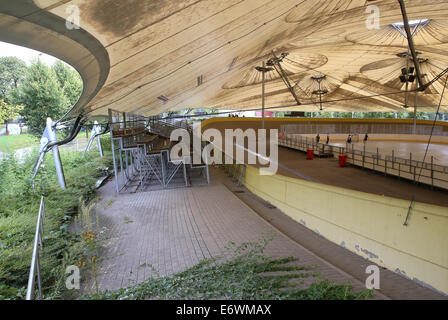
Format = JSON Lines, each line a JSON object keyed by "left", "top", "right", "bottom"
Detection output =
{"left": 0, "top": 41, "right": 59, "bottom": 65}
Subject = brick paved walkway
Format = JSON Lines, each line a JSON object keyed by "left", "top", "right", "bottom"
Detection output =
{"left": 85, "top": 168, "right": 381, "bottom": 298}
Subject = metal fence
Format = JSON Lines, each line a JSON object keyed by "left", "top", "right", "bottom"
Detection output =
{"left": 279, "top": 135, "right": 448, "bottom": 190}
{"left": 222, "top": 153, "right": 246, "bottom": 187}
{"left": 26, "top": 196, "right": 46, "bottom": 300}
{"left": 280, "top": 122, "right": 448, "bottom": 136}
{"left": 148, "top": 119, "right": 192, "bottom": 138}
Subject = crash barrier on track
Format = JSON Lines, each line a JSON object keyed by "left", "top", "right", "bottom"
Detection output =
{"left": 279, "top": 135, "right": 334, "bottom": 158}
{"left": 279, "top": 135, "right": 448, "bottom": 190}
{"left": 280, "top": 122, "right": 448, "bottom": 136}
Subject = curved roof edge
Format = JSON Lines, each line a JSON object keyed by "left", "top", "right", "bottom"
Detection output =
{"left": 0, "top": 0, "right": 110, "bottom": 122}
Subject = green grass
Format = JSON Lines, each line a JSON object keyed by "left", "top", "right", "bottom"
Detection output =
{"left": 0, "top": 134, "right": 38, "bottom": 153}
{"left": 0, "top": 136, "right": 112, "bottom": 300}
{"left": 85, "top": 237, "right": 372, "bottom": 300}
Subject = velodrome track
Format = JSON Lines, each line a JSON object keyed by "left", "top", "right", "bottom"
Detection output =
{"left": 201, "top": 117, "right": 448, "bottom": 295}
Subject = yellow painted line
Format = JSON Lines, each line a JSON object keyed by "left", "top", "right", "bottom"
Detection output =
{"left": 282, "top": 138, "right": 448, "bottom": 144}
{"left": 202, "top": 117, "right": 448, "bottom": 128}
{"left": 368, "top": 139, "right": 448, "bottom": 144}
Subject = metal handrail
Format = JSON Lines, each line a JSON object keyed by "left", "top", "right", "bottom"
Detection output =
{"left": 26, "top": 196, "right": 46, "bottom": 300}
{"left": 149, "top": 119, "right": 192, "bottom": 137}
{"left": 280, "top": 123, "right": 448, "bottom": 136}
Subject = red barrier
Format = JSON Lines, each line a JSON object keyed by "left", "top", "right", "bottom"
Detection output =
{"left": 306, "top": 149, "right": 314, "bottom": 160}
{"left": 339, "top": 154, "right": 347, "bottom": 167}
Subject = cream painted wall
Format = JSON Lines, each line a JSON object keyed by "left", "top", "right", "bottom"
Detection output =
{"left": 242, "top": 165, "right": 448, "bottom": 295}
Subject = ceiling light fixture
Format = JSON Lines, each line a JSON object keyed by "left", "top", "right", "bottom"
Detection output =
{"left": 311, "top": 75, "right": 328, "bottom": 111}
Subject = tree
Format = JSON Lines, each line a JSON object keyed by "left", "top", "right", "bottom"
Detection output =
{"left": 0, "top": 99, "right": 22, "bottom": 123}
{"left": 51, "top": 61, "right": 83, "bottom": 106}
{"left": 0, "top": 57, "right": 27, "bottom": 103}
{"left": 13, "top": 59, "right": 69, "bottom": 135}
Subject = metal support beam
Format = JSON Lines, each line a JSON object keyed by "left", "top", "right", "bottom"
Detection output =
{"left": 255, "top": 62, "right": 273, "bottom": 130}
{"left": 97, "top": 134, "right": 104, "bottom": 158}
{"left": 86, "top": 121, "right": 105, "bottom": 158}
{"left": 413, "top": 91, "right": 418, "bottom": 134}
{"left": 397, "top": 0, "right": 425, "bottom": 91}
{"left": 405, "top": 48, "right": 410, "bottom": 108}
{"left": 31, "top": 115, "right": 83, "bottom": 185}
{"left": 270, "top": 51, "right": 301, "bottom": 105}
{"left": 262, "top": 61, "right": 266, "bottom": 130}
{"left": 46, "top": 118, "right": 66, "bottom": 189}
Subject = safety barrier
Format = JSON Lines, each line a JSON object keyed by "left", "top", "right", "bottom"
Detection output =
{"left": 279, "top": 135, "right": 448, "bottom": 190}
{"left": 280, "top": 121, "right": 448, "bottom": 136}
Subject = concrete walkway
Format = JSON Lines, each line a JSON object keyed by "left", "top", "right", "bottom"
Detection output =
{"left": 84, "top": 168, "right": 446, "bottom": 299}
{"left": 86, "top": 168, "right": 379, "bottom": 298}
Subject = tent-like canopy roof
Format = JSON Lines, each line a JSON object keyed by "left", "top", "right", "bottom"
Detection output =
{"left": 1, "top": 0, "right": 448, "bottom": 120}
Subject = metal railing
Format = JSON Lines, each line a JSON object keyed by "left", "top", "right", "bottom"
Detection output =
{"left": 279, "top": 135, "right": 448, "bottom": 190}
{"left": 222, "top": 158, "right": 246, "bottom": 187}
{"left": 280, "top": 122, "right": 448, "bottom": 136}
{"left": 148, "top": 118, "right": 192, "bottom": 138}
{"left": 26, "top": 196, "right": 46, "bottom": 300}
{"left": 279, "top": 135, "right": 335, "bottom": 157}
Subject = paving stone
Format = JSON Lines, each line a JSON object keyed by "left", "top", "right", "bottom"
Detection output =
{"left": 83, "top": 169, "right": 391, "bottom": 299}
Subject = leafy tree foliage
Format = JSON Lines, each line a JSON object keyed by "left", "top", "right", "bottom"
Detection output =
{"left": 52, "top": 60, "right": 83, "bottom": 106}
{"left": 0, "top": 99, "right": 23, "bottom": 123}
{"left": 12, "top": 59, "right": 70, "bottom": 135}
{"left": 1, "top": 58, "right": 83, "bottom": 135}
{"left": 0, "top": 57, "right": 27, "bottom": 103}
{"left": 0, "top": 56, "right": 83, "bottom": 135}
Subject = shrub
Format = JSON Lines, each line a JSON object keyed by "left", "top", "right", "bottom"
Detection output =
{"left": 0, "top": 137, "right": 112, "bottom": 299}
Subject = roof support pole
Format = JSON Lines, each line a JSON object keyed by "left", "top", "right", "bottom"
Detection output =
{"left": 109, "top": 109, "right": 120, "bottom": 193}
{"left": 397, "top": 0, "right": 425, "bottom": 91}
{"left": 85, "top": 121, "right": 105, "bottom": 158}
{"left": 413, "top": 91, "right": 418, "bottom": 134}
{"left": 255, "top": 63, "right": 273, "bottom": 130}
{"left": 270, "top": 52, "right": 301, "bottom": 105}
{"left": 262, "top": 61, "right": 266, "bottom": 130}
{"left": 97, "top": 133, "right": 104, "bottom": 158}
{"left": 31, "top": 115, "right": 83, "bottom": 186}
{"left": 46, "top": 117, "right": 66, "bottom": 189}
{"left": 405, "top": 47, "right": 410, "bottom": 107}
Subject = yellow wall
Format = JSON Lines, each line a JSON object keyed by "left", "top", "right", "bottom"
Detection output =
{"left": 242, "top": 165, "right": 448, "bottom": 295}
